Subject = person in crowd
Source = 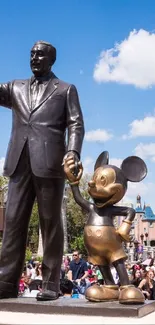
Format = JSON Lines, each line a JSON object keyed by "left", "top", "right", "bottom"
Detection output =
{"left": 60, "top": 279, "right": 73, "bottom": 298}
{"left": 68, "top": 251, "right": 88, "bottom": 282}
{"left": 29, "top": 256, "right": 36, "bottom": 268}
{"left": 142, "top": 253, "right": 153, "bottom": 268}
{"left": 35, "top": 264, "right": 42, "bottom": 280}
{"left": 110, "top": 265, "right": 119, "bottom": 285}
{"left": 125, "top": 263, "right": 133, "bottom": 281}
{"left": 63, "top": 256, "right": 71, "bottom": 272}
{"left": 26, "top": 263, "right": 33, "bottom": 277}
{"left": 140, "top": 265, "right": 147, "bottom": 279}
{"left": 29, "top": 279, "right": 42, "bottom": 292}
{"left": 95, "top": 266, "right": 104, "bottom": 285}
{"left": 130, "top": 268, "right": 142, "bottom": 287}
{"left": 60, "top": 264, "right": 66, "bottom": 280}
{"left": 138, "top": 269, "right": 155, "bottom": 300}
{"left": 30, "top": 263, "right": 37, "bottom": 280}
{"left": 19, "top": 273, "right": 26, "bottom": 295}
{"left": 149, "top": 258, "right": 155, "bottom": 267}
{"left": 67, "top": 250, "right": 89, "bottom": 294}
{"left": 87, "top": 265, "right": 96, "bottom": 284}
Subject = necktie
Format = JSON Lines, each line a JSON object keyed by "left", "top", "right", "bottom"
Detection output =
{"left": 31, "top": 79, "right": 40, "bottom": 110}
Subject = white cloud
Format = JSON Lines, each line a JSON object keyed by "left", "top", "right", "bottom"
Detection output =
{"left": 0, "top": 157, "right": 5, "bottom": 175}
{"left": 85, "top": 129, "right": 113, "bottom": 142}
{"left": 83, "top": 157, "right": 94, "bottom": 167}
{"left": 83, "top": 156, "right": 94, "bottom": 174}
{"left": 134, "top": 142, "right": 155, "bottom": 161}
{"left": 124, "top": 182, "right": 155, "bottom": 205}
{"left": 122, "top": 115, "right": 155, "bottom": 139}
{"left": 93, "top": 29, "right": 155, "bottom": 89}
{"left": 109, "top": 158, "right": 122, "bottom": 168}
{"left": 127, "top": 181, "right": 150, "bottom": 197}
{"left": 82, "top": 156, "right": 123, "bottom": 174}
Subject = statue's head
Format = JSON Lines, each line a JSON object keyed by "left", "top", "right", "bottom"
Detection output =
{"left": 88, "top": 151, "right": 147, "bottom": 208}
{"left": 30, "top": 40, "right": 56, "bottom": 77}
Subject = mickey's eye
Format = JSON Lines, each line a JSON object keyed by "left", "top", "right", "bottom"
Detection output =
{"left": 101, "top": 175, "right": 107, "bottom": 186}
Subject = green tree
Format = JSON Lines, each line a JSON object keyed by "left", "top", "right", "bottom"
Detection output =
{"left": 0, "top": 176, "right": 9, "bottom": 207}
{"left": 66, "top": 173, "right": 91, "bottom": 255}
{"left": 25, "top": 247, "right": 32, "bottom": 262}
{"left": 0, "top": 176, "right": 40, "bottom": 253}
{"left": 27, "top": 202, "right": 39, "bottom": 253}
{"left": 0, "top": 176, "right": 9, "bottom": 188}
{"left": 0, "top": 176, "right": 9, "bottom": 244}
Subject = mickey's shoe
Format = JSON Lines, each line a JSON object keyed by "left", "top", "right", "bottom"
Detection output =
{"left": 119, "top": 285, "right": 145, "bottom": 304}
{"left": 85, "top": 284, "right": 119, "bottom": 302}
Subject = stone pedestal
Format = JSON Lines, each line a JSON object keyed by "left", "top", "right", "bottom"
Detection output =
{"left": 0, "top": 298, "right": 155, "bottom": 318}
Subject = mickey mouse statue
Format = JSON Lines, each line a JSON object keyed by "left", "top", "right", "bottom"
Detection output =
{"left": 64, "top": 151, "right": 147, "bottom": 304}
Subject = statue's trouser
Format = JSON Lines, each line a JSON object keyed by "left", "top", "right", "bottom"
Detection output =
{"left": 0, "top": 145, "right": 64, "bottom": 294}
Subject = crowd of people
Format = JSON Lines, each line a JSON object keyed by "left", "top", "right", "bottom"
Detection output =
{"left": 18, "top": 251, "right": 155, "bottom": 300}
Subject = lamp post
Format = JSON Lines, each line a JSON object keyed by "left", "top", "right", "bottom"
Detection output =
{"left": 140, "top": 234, "right": 144, "bottom": 245}
{"left": 62, "top": 184, "right": 69, "bottom": 253}
{"left": 134, "top": 240, "right": 139, "bottom": 261}
{"left": 145, "top": 232, "right": 148, "bottom": 247}
{"left": 129, "top": 241, "right": 133, "bottom": 249}
{"left": 128, "top": 240, "right": 133, "bottom": 262}
{"left": 139, "top": 234, "right": 144, "bottom": 261}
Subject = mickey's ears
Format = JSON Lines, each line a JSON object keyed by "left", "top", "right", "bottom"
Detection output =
{"left": 121, "top": 156, "right": 147, "bottom": 182}
{"left": 94, "top": 151, "right": 109, "bottom": 170}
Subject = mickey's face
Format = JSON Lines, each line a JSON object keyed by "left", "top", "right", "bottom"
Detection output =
{"left": 88, "top": 151, "right": 147, "bottom": 208}
{"left": 88, "top": 165, "right": 127, "bottom": 207}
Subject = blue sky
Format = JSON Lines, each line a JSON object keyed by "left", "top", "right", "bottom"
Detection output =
{"left": 0, "top": 0, "right": 155, "bottom": 210}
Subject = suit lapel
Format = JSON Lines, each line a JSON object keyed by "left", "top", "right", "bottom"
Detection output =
{"left": 30, "top": 74, "right": 59, "bottom": 114}
{"left": 21, "top": 79, "right": 31, "bottom": 112}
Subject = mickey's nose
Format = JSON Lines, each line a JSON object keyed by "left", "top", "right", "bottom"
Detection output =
{"left": 88, "top": 180, "right": 95, "bottom": 188}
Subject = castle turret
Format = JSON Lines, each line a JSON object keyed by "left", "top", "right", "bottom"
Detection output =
{"left": 136, "top": 194, "right": 142, "bottom": 209}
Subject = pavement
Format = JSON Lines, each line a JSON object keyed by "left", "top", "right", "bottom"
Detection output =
{"left": 0, "top": 310, "right": 155, "bottom": 324}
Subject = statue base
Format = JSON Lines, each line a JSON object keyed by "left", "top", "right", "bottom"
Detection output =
{"left": 0, "top": 297, "right": 154, "bottom": 318}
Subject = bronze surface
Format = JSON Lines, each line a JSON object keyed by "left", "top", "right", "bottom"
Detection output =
{"left": 116, "top": 220, "right": 132, "bottom": 242}
{"left": 85, "top": 284, "right": 119, "bottom": 302}
{"left": 84, "top": 225, "right": 127, "bottom": 265}
{"left": 88, "top": 167, "right": 125, "bottom": 207}
{"left": 119, "top": 286, "right": 145, "bottom": 304}
{"left": 67, "top": 150, "right": 148, "bottom": 305}
{"left": 0, "top": 40, "right": 85, "bottom": 300}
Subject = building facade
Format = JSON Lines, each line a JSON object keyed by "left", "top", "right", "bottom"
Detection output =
{"left": 115, "top": 195, "right": 155, "bottom": 248}
{"left": 134, "top": 195, "right": 155, "bottom": 247}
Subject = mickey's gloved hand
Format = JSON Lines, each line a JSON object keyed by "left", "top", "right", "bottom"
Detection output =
{"left": 116, "top": 220, "right": 132, "bottom": 242}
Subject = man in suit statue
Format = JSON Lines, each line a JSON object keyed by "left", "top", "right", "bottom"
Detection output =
{"left": 0, "top": 40, "right": 84, "bottom": 301}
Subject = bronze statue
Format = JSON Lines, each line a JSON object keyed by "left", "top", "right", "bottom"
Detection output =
{"left": 64, "top": 151, "right": 147, "bottom": 304}
{"left": 0, "top": 41, "right": 84, "bottom": 301}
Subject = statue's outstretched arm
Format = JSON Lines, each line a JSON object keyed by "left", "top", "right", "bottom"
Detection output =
{"left": 70, "top": 184, "right": 91, "bottom": 213}
{"left": 0, "top": 82, "right": 13, "bottom": 108}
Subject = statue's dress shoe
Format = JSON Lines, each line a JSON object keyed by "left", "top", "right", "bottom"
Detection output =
{"left": 119, "top": 285, "right": 145, "bottom": 304}
{"left": 36, "top": 290, "right": 59, "bottom": 301}
{"left": 85, "top": 284, "right": 119, "bottom": 302}
{"left": 0, "top": 290, "right": 18, "bottom": 299}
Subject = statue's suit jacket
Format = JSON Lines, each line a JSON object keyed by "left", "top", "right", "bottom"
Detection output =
{"left": 0, "top": 72, "right": 84, "bottom": 178}
{"left": 0, "top": 72, "right": 84, "bottom": 295}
